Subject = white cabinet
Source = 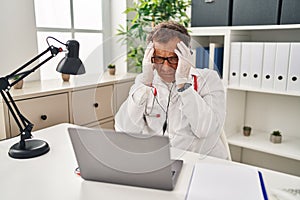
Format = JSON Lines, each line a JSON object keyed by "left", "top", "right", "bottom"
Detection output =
{"left": 190, "top": 25, "right": 300, "bottom": 176}
{"left": 9, "top": 93, "right": 69, "bottom": 138}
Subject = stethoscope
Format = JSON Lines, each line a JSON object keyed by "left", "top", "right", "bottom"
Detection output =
{"left": 143, "top": 75, "right": 198, "bottom": 135}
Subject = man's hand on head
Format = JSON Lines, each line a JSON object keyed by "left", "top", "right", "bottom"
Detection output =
{"left": 174, "top": 41, "right": 193, "bottom": 88}
{"left": 142, "top": 42, "right": 155, "bottom": 86}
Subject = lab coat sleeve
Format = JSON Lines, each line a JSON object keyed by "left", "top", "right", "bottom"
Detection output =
{"left": 114, "top": 74, "right": 150, "bottom": 133}
{"left": 178, "top": 69, "right": 226, "bottom": 140}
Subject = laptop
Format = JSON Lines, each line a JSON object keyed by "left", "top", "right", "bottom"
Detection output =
{"left": 68, "top": 127, "right": 183, "bottom": 191}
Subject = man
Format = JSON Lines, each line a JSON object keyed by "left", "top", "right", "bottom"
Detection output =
{"left": 115, "top": 21, "right": 228, "bottom": 159}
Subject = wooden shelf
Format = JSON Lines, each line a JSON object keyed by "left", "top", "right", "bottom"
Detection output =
{"left": 227, "top": 130, "right": 300, "bottom": 161}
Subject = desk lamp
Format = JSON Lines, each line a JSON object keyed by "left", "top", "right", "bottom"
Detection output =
{"left": 0, "top": 36, "right": 85, "bottom": 159}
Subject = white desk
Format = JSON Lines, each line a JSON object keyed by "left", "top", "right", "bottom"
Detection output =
{"left": 0, "top": 123, "right": 299, "bottom": 200}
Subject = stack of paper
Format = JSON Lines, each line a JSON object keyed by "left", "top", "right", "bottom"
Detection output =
{"left": 186, "top": 163, "right": 268, "bottom": 200}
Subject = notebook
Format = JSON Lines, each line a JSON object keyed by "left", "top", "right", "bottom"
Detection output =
{"left": 68, "top": 127, "right": 183, "bottom": 190}
{"left": 186, "top": 163, "right": 268, "bottom": 200}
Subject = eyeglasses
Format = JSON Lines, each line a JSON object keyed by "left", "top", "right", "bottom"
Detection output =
{"left": 151, "top": 56, "right": 179, "bottom": 65}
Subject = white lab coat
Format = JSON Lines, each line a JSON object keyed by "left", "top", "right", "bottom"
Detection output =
{"left": 115, "top": 68, "right": 228, "bottom": 159}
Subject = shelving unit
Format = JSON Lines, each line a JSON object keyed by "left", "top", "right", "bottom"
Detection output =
{"left": 190, "top": 25, "right": 300, "bottom": 176}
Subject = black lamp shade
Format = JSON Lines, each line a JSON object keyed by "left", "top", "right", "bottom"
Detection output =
{"left": 56, "top": 40, "right": 85, "bottom": 75}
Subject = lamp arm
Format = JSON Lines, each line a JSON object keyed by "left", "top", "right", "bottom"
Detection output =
{"left": 7, "top": 46, "right": 62, "bottom": 86}
{"left": 0, "top": 45, "right": 62, "bottom": 148}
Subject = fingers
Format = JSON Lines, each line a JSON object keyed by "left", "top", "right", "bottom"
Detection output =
{"left": 176, "top": 41, "right": 190, "bottom": 56}
{"left": 175, "top": 41, "right": 194, "bottom": 67}
{"left": 144, "top": 42, "right": 154, "bottom": 59}
{"left": 174, "top": 49, "right": 182, "bottom": 58}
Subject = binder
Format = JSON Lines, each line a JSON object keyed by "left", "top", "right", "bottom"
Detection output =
{"left": 214, "top": 46, "right": 224, "bottom": 78}
{"left": 229, "top": 42, "right": 241, "bottom": 86}
{"left": 195, "top": 46, "right": 209, "bottom": 69}
{"left": 249, "top": 43, "right": 264, "bottom": 88}
{"left": 195, "top": 47, "right": 203, "bottom": 68}
{"left": 261, "top": 43, "right": 277, "bottom": 90}
{"left": 287, "top": 43, "right": 300, "bottom": 92}
{"left": 240, "top": 43, "right": 252, "bottom": 87}
{"left": 274, "top": 43, "right": 290, "bottom": 92}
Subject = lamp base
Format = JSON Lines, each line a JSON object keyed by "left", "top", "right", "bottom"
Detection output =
{"left": 9, "top": 139, "right": 50, "bottom": 159}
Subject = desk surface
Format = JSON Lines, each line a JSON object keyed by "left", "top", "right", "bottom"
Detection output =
{"left": 0, "top": 123, "right": 300, "bottom": 200}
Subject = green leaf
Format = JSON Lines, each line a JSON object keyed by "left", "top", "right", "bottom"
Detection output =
{"left": 124, "top": 7, "right": 136, "bottom": 14}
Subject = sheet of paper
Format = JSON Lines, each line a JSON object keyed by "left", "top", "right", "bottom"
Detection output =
{"left": 186, "top": 163, "right": 267, "bottom": 200}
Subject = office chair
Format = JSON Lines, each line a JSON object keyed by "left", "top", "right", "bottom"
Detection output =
{"left": 220, "top": 129, "right": 232, "bottom": 161}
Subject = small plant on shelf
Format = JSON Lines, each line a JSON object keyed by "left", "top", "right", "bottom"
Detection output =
{"left": 243, "top": 126, "right": 252, "bottom": 136}
{"left": 270, "top": 130, "right": 282, "bottom": 144}
{"left": 107, "top": 64, "right": 116, "bottom": 75}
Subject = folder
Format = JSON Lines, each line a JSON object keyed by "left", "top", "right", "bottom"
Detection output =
{"left": 186, "top": 163, "right": 268, "bottom": 200}
{"left": 209, "top": 43, "right": 224, "bottom": 78}
{"left": 240, "top": 43, "right": 252, "bottom": 87}
{"left": 274, "top": 43, "right": 290, "bottom": 92}
{"left": 261, "top": 43, "right": 277, "bottom": 90}
{"left": 287, "top": 43, "right": 300, "bottom": 92}
{"left": 249, "top": 43, "right": 264, "bottom": 88}
{"left": 229, "top": 42, "right": 241, "bottom": 86}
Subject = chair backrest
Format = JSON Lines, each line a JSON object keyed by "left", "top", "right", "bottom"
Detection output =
{"left": 220, "top": 129, "right": 232, "bottom": 161}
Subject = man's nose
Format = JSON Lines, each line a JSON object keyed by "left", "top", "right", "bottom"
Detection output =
{"left": 162, "top": 60, "right": 170, "bottom": 68}
{"left": 162, "top": 59, "right": 170, "bottom": 66}
{"left": 163, "top": 60, "right": 169, "bottom": 65}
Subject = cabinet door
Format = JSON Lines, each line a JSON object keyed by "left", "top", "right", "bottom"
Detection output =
{"left": 9, "top": 93, "right": 69, "bottom": 137}
{"left": 114, "top": 81, "right": 134, "bottom": 114}
{"left": 72, "top": 85, "right": 113, "bottom": 125}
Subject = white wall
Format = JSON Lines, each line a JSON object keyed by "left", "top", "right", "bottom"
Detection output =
{"left": 0, "top": 0, "right": 40, "bottom": 81}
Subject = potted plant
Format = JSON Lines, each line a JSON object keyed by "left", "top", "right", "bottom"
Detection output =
{"left": 270, "top": 130, "right": 282, "bottom": 144}
{"left": 12, "top": 75, "right": 24, "bottom": 89}
{"left": 117, "top": 0, "right": 191, "bottom": 73}
{"left": 108, "top": 64, "right": 116, "bottom": 75}
{"left": 243, "top": 126, "right": 252, "bottom": 136}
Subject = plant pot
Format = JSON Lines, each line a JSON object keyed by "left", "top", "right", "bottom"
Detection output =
{"left": 270, "top": 134, "right": 282, "bottom": 144}
{"left": 62, "top": 74, "right": 70, "bottom": 82}
{"left": 108, "top": 68, "right": 115, "bottom": 75}
{"left": 13, "top": 80, "right": 23, "bottom": 89}
{"left": 243, "top": 126, "right": 251, "bottom": 136}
